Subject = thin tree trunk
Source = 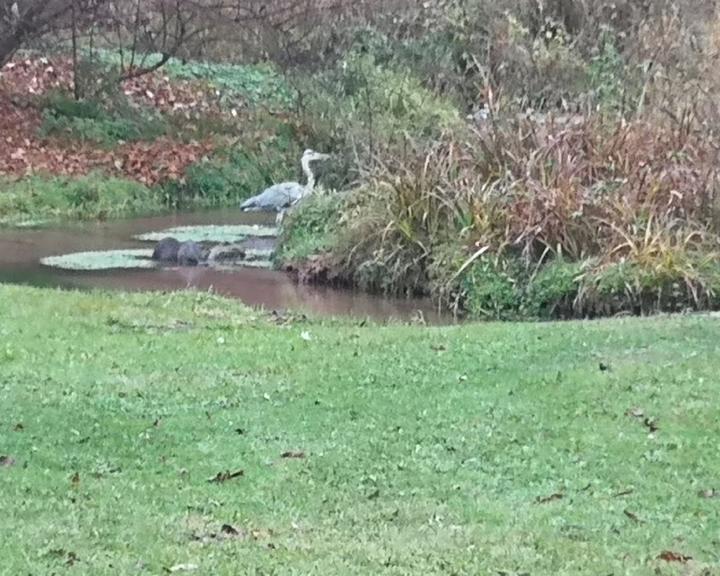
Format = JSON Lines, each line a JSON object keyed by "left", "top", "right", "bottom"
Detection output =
{"left": 71, "top": 0, "right": 82, "bottom": 100}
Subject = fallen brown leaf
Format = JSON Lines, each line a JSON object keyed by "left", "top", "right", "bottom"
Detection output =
{"left": 281, "top": 451, "right": 306, "bottom": 459}
{"left": 699, "top": 488, "right": 719, "bottom": 499}
{"left": 367, "top": 488, "right": 381, "bottom": 500}
{"left": 208, "top": 469, "right": 244, "bottom": 483}
{"left": 657, "top": 550, "right": 692, "bottom": 563}
{"left": 48, "top": 548, "right": 66, "bottom": 558}
{"left": 220, "top": 523, "right": 239, "bottom": 535}
{"left": 0, "top": 455, "right": 16, "bottom": 467}
{"left": 623, "top": 509, "right": 641, "bottom": 523}
{"left": 70, "top": 471, "right": 80, "bottom": 486}
{"left": 536, "top": 492, "right": 564, "bottom": 504}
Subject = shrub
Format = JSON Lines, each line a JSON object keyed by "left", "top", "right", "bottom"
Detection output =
{"left": 524, "top": 259, "right": 585, "bottom": 319}
{"left": 275, "top": 192, "right": 344, "bottom": 265}
{"left": 310, "top": 103, "right": 720, "bottom": 318}
{"left": 329, "top": 139, "right": 476, "bottom": 296}
{"left": 292, "top": 51, "right": 463, "bottom": 187}
{"left": 462, "top": 257, "right": 525, "bottom": 320}
{"left": 579, "top": 250, "right": 720, "bottom": 317}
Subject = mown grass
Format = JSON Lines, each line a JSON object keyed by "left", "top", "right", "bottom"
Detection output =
{"left": 0, "top": 284, "right": 718, "bottom": 575}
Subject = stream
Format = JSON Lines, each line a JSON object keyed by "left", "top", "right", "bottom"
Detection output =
{"left": 0, "top": 209, "right": 444, "bottom": 322}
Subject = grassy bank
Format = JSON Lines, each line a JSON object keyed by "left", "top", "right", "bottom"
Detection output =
{"left": 1, "top": 284, "right": 718, "bottom": 574}
{"left": 0, "top": 173, "right": 164, "bottom": 225}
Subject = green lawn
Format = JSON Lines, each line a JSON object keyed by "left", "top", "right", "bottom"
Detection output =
{"left": 0, "top": 284, "right": 718, "bottom": 575}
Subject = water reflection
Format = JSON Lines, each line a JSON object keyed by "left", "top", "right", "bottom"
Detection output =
{"left": 0, "top": 209, "right": 444, "bottom": 322}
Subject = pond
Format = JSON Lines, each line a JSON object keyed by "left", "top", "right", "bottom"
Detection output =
{"left": 0, "top": 209, "right": 444, "bottom": 323}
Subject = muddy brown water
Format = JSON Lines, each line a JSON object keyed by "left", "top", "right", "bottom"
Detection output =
{"left": 0, "top": 209, "right": 444, "bottom": 323}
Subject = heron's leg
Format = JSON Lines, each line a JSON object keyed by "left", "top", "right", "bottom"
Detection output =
{"left": 275, "top": 210, "right": 286, "bottom": 227}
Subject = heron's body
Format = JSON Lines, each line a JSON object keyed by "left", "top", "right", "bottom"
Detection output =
{"left": 240, "top": 150, "right": 330, "bottom": 214}
{"left": 240, "top": 182, "right": 305, "bottom": 212}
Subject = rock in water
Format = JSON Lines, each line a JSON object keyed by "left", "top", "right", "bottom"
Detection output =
{"left": 207, "top": 244, "right": 247, "bottom": 263}
{"left": 177, "top": 241, "right": 205, "bottom": 266}
{"left": 152, "top": 237, "right": 181, "bottom": 263}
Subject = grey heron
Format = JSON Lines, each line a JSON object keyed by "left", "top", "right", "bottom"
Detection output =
{"left": 240, "top": 149, "right": 330, "bottom": 224}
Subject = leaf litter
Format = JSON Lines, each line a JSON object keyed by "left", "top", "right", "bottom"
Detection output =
{"left": 0, "top": 56, "right": 216, "bottom": 185}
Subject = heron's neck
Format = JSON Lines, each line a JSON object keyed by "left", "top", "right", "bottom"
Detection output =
{"left": 301, "top": 157, "right": 315, "bottom": 193}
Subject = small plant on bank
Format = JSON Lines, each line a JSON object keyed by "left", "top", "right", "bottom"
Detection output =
{"left": 39, "top": 90, "right": 168, "bottom": 146}
{"left": 462, "top": 256, "right": 526, "bottom": 320}
{"left": 275, "top": 192, "right": 344, "bottom": 265}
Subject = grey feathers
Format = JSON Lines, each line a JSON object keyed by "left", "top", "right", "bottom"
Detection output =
{"left": 240, "top": 182, "right": 305, "bottom": 212}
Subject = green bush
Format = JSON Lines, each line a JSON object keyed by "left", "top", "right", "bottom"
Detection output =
{"left": 462, "top": 257, "right": 525, "bottom": 320}
{"left": 0, "top": 173, "right": 162, "bottom": 223}
{"left": 41, "top": 92, "right": 104, "bottom": 119}
{"left": 588, "top": 29, "right": 632, "bottom": 114}
{"left": 580, "top": 255, "right": 720, "bottom": 317}
{"left": 275, "top": 193, "right": 344, "bottom": 265}
{"left": 458, "top": 254, "right": 720, "bottom": 321}
{"left": 293, "top": 51, "right": 462, "bottom": 186}
{"left": 523, "top": 259, "right": 585, "bottom": 319}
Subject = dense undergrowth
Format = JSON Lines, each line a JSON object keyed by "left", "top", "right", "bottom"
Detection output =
{"left": 275, "top": 1, "right": 720, "bottom": 319}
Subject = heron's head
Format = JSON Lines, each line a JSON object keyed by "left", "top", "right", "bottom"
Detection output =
{"left": 302, "top": 149, "right": 331, "bottom": 162}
